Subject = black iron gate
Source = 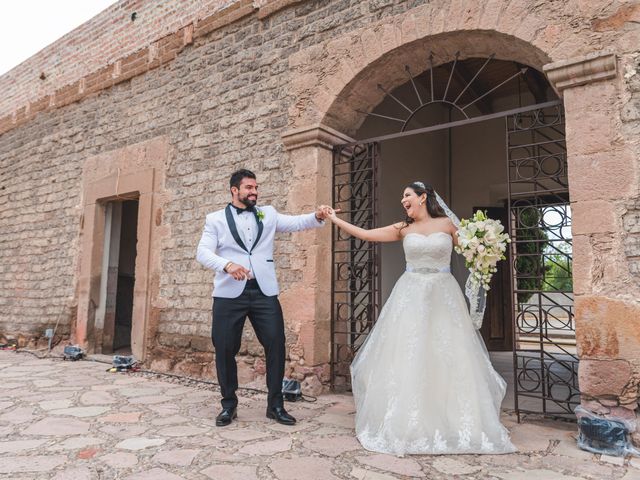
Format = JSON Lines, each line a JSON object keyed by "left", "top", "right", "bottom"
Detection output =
{"left": 328, "top": 101, "right": 579, "bottom": 417}
{"left": 506, "top": 101, "right": 580, "bottom": 419}
{"left": 330, "top": 142, "right": 381, "bottom": 391}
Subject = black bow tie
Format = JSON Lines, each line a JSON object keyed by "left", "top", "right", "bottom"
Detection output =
{"left": 234, "top": 205, "right": 255, "bottom": 215}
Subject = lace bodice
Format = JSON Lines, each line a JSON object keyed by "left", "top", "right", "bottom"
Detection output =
{"left": 403, "top": 232, "right": 453, "bottom": 271}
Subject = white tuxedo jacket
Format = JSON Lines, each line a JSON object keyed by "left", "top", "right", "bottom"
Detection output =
{"left": 196, "top": 204, "right": 323, "bottom": 298}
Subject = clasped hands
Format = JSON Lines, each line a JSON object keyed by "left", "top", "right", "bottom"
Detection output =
{"left": 316, "top": 204, "right": 340, "bottom": 222}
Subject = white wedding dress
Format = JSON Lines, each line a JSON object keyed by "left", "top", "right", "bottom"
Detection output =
{"left": 351, "top": 232, "right": 516, "bottom": 455}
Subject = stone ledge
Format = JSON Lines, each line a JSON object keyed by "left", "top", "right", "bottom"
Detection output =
{"left": 281, "top": 124, "right": 354, "bottom": 151}
{"left": 543, "top": 52, "right": 617, "bottom": 94}
{"left": 257, "top": 0, "right": 305, "bottom": 19}
{"left": 0, "top": 0, "right": 305, "bottom": 137}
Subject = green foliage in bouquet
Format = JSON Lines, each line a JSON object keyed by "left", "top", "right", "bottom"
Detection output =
{"left": 455, "top": 210, "right": 510, "bottom": 291}
{"left": 515, "top": 208, "right": 548, "bottom": 303}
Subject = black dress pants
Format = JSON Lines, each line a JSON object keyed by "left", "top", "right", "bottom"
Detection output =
{"left": 212, "top": 279, "right": 285, "bottom": 410}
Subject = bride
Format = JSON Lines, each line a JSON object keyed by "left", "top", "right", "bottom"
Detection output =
{"left": 324, "top": 181, "right": 516, "bottom": 456}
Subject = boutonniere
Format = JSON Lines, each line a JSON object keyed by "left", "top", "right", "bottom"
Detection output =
{"left": 256, "top": 208, "right": 265, "bottom": 222}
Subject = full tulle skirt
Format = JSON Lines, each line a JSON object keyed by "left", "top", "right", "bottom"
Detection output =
{"left": 351, "top": 271, "right": 516, "bottom": 455}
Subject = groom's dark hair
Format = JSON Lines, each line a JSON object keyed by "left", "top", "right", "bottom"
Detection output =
{"left": 229, "top": 169, "right": 256, "bottom": 190}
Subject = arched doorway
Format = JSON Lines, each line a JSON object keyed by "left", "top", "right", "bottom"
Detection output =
{"left": 330, "top": 53, "right": 579, "bottom": 419}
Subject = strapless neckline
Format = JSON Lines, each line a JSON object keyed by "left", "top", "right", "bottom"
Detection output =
{"left": 404, "top": 231, "right": 451, "bottom": 241}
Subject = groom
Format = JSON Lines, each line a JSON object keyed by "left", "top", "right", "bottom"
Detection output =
{"left": 196, "top": 169, "right": 329, "bottom": 426}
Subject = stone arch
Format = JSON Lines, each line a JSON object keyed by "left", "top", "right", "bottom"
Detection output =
{"left": 286, "top": 0, "right": 574, "bottom": 134}
{"left": 281, "top": 14, "right": 562, "bottom": 377}
{"left": 281, "top": 24, "right": 561, "bottom": 379}
{"left": 319, "top": 29, "right": 553, "bottom": 136}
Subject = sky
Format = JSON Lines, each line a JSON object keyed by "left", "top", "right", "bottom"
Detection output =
{"left": 0, "top": 0, "right": 118, "bottom": 76}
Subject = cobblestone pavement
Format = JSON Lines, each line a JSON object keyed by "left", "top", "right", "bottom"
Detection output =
{"left": 1, "top": 351, "right": 638, "bottom": 480}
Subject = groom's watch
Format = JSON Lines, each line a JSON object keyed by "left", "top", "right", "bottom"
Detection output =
{"left": 223, "top": 261, "right": 233, "bottom": 273}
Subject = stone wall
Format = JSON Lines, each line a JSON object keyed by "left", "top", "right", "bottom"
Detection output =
{"left": 0, "top": 0, "right": 245, "bottom": 120}
{"left": 573, "top": 48, "right": 640, "bottom": 445}
{"left": 0, "top": 0, "right": 431, "bottom": 389}
{"left": 0, "top": 0, "right": 639, "bottom": 429}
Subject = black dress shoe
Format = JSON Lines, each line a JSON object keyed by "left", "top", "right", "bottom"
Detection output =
{"left": 266, "top": 406, "right": 296, "bottom": 425}
{"left": 215, "top": 407, "right": 237, "bottom": 427}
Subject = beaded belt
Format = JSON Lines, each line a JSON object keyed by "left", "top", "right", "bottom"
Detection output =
{"left": 405, "top": 265, "right": 451, "bottom": 274}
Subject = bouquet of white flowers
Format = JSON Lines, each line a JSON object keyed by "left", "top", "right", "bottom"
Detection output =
{"left": 454, "top": 210, "right": 511, "bottom": 291}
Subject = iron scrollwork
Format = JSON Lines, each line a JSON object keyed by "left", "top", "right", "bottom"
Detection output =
{"left": 507, "top": 103, "right": 579, "bottom": 419}
{"left": 330, "top": 143, "right": 381, "bottom": 391}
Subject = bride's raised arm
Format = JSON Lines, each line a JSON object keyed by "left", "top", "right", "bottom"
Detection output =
{"left": 324, "top": 207, "right": 403, "bottom": 243}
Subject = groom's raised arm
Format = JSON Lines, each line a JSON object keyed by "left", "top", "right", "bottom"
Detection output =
{"left": 196, "top": 215, "right": 230, "bottom": 273}
{"left": 272, "top": 206, "right": 325, "bottom": 233}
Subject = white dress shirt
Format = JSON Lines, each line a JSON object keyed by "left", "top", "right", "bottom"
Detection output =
{"left": 232, "top": 208, "right": 257, "bottom": 278}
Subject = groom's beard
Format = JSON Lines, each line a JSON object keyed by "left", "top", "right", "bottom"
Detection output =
{"left": 239, "top": 194, "right": 257, "bottom": 208}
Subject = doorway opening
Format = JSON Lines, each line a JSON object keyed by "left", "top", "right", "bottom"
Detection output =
{"left": 330, "top": 55, "right": 578, "bottom": 419}
{"left": 96, "top": 199, "right": 139, "bottom": 355}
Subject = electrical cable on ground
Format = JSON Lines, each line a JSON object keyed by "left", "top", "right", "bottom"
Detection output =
{"left": 11, "top": 348, "right": 317, "bottom": 402}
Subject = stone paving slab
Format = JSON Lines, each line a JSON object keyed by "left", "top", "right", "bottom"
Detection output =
{"left": 0, "top": 350, "right": 638, "bottom": 480}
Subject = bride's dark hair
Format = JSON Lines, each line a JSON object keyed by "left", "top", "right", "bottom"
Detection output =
{"left": 399, "top": 182, "right": 447, "bottom": 231}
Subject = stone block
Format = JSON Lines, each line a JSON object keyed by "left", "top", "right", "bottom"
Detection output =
{"left": 115, "top": 437, "right": 165, "bottom": 451}
{"left": 201, "top": 465, "right": 258, "bottom": 480}
{"left": 578, "top": 359, "right": 632, "bottom": 397}
{"left": 303, "top": 435, "right": 360, "bottom": 457}
{"left": 624, "top": 203, "right": 640, "bottom": 234}
{"left": 301, "top": 373, "right": 324, "bottom": 396}
{"left": 568, "top": 151, "right": 637, "bottom": 202}
{"left": 156, "top": 425, "right": 208, "bottom": 437}
{"left": 51, "top": 466, "right": 93, "bottom": 480}
{"left": 123, "top": 468, "right": 183, "bottom": 480}
{"left": 350, "top": 467, "right": 397, "bottom": 480}
{"left": 571, "top": 200, "right": 617, "bottom": 235}
{"left": 608, "top": 405, "right": 638, "bottom": 423}
{"left": 148, "top": 357, "right": 174, "bottom": 373}
{"left": 400, "top": 13, "right": 418, "bottom": 44}
{"left": 268, "top": 457, "right": 339, "bottom": 480}
{"left": 356, "top": 454, "right": 424, "bottom": 478}
{"left": 624, "top": 235, "right": 640, "bottom": 258}
{"left": 172, "top": 359, "right": 204, "bottom": 378}
{"left": 600, "top": 398, "right": 620, "bottom": 407}
{"left": 253, "top": 357, "right": 267, "bottom": 376}
{"left": 572, "top": 235, "right": 592, "bottom": 295}
{"left": 622, "top": 96, "right": 640, "bottom": 122}
{"left": 0, "top": 455, "right": 67, "bottom": 475}
{"left": 575, "top": 296, "right": 640, "bottom": 360}
{"left": 237, "top": 359, "right": 258, "bottom": 384}
{"left": 432, "top": 458, "right": 482, "bottom": 476}
{"left": 0, "top": 439, "right": 47, "bottom": 454}
{"left": 24, "top": 417, "right": 90, "bottom": 436}
{"left": 564, "top": 84, "right": 618, "bottom": 156}
{"left": 580, "top": 399, "right": 610, "bottom": 415}
{"left": 189, "top": 336, "right": 213, "bottom": 352}
{"left": 238, "top": 437, "right": 292, "bottom": 455}
{"left": 98, "top": 412, "right": 142, "bottom": 424}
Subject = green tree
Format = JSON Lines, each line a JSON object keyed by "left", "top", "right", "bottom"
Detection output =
{"left": 516, "top": 208, "right": 548, "bottom": 303}
{"left": 543, "top": 252, "right": 573, "bottom": 292}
